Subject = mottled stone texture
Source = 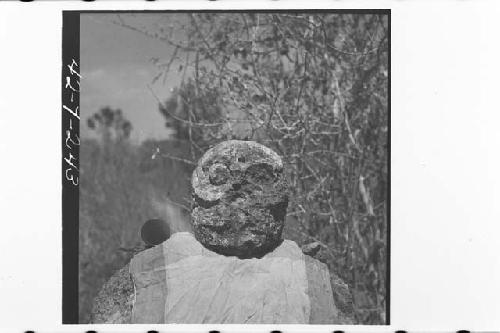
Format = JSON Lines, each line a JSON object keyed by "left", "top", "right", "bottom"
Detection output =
{"left": 90, "top": 264, "right": 133, "bottom": 324}
{"left": 191, "top": 140, "right": 289, "bottom": 258}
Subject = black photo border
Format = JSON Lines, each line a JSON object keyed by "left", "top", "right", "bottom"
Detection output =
{"left": 62, "top": 9, "right": 390, "bottom": 325}
{"left": 62, "top": 10, "right": 80, "bottom": 325}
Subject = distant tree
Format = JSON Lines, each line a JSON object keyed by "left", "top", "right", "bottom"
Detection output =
{"left": 159, "top": 80, "right": 222, "bottom": 151}
{"left": 87, "top": 106, "right": 133, "bottom": 142}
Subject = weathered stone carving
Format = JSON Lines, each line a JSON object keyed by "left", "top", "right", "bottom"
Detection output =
{"left": 191, "top": 140, "right": 289, "bottom": 258}
{"left": 91, "top": 140, "right": 356, "bottom": 325}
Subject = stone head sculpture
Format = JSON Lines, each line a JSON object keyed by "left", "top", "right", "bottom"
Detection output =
{"left": 93, "top": 140, "right": 355, "bottom": 325}
{"left": 191, "top": 140, "right": 289, "bottom": 258}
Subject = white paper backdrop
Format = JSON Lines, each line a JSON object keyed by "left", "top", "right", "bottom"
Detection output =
{"left": 0, "top": 1, "right": 499, "bottom": 332}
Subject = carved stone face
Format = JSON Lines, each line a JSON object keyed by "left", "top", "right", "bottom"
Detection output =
{"left": 191, "top": 140, "right": 289, "bottom": 258}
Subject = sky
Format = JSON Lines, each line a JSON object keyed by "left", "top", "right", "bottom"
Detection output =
{"left": 80, "top": 14, "right": 186, "bottom": 142}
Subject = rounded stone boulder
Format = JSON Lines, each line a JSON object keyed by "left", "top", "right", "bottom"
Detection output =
{"left": 191, "top": 140, "right": 289, "bottom": 258}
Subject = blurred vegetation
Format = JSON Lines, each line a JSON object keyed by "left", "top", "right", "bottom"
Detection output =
{"left": 80, "top": 13, "right": 388, "bottom": 325}
{"left": 79, "top": 107, "right": 192, "bottom": 323}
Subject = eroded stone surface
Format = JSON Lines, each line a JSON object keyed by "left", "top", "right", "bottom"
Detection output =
{"left": 301, "top": 242, "right": 322, "bottom": 257}
{"left": 90, "top": 264, "right": 133, "bottom": 324}
{"left": 191, "top": 140, "right": 289, "bottom": 258}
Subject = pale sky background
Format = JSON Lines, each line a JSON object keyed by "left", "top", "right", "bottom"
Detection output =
{"left": 81, "top": 14, "right": 187, "bottom": 142}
